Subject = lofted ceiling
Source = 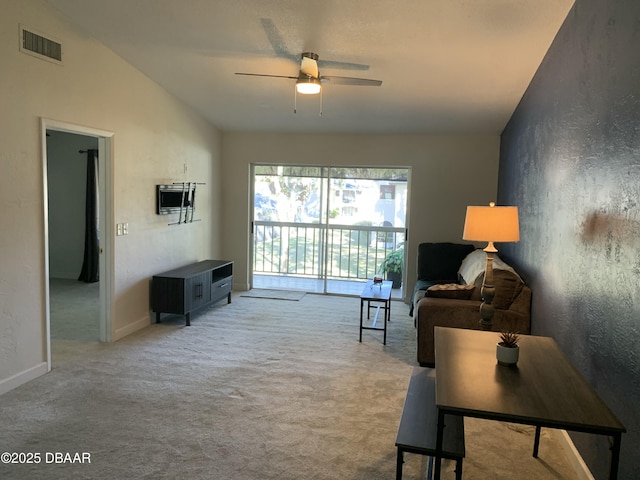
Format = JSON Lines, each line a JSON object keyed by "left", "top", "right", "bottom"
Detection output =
{"left": 45, "top": 0, "right": 574, "bottom": 134}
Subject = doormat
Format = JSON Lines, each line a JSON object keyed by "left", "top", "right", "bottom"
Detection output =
{"left": 240, "top": 289, "right": 306, "bottom": 301}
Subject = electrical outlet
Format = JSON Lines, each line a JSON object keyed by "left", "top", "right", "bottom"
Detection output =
{"left": 183, "top": 163, "right": 188, "bottom": 173}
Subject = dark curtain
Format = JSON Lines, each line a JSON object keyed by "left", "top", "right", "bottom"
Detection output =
{"left": 78, "top": 149, "right": 99, "bottom": 283}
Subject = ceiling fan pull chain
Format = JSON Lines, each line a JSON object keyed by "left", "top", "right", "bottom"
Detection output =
{"left": 293, "top": 86, "right": 297, "bottom": 114}
{"left": 319, "top": 88, "right": 323, "bottom": 116}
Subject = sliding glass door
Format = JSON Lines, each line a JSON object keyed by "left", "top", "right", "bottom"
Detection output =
{"left": 251, "top": 165, "right": 408, "bottom": 296}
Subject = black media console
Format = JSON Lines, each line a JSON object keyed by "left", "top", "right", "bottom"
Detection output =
{"left": 151, "top": 260, "right": 233, "bottom": 326}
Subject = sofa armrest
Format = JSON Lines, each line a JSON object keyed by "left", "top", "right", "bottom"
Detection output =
{"left": 415, "top": 297, "right": 483, "bottom": 366}
{"left": 409, "top": 279, "right": 439, "bottom": 316}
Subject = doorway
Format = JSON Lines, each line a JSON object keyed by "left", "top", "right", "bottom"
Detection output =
{"left": 42, "top": 119, "right": 113, "bottom": 369}
{"left": 251, "top": 165, "right": 409, "bottom": 297}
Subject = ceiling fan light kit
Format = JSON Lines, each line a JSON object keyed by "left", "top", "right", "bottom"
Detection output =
{"left": 295, "top": 76, "right": 321, "bottom": 95}
{"left": 293, "top": 81, "right": 323, "bottom": 116}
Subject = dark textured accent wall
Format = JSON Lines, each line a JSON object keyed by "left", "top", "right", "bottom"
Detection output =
{"left": 498, "top": 0, "right": 639, "bottom": 478}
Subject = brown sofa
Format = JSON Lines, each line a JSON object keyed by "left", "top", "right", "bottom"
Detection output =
{"left": 413, "top": 246, "right": 531, "bottom": 367}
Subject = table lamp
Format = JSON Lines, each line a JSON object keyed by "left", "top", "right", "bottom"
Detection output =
{"left": 462, "top": 202, "right": 520, "bottom": 330}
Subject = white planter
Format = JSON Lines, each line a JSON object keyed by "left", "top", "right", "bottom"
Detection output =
{"left": 496, "top": 343, "right": 519, "bottom": 366}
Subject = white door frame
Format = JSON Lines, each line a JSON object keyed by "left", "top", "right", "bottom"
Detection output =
{"left": 41, "top": 118, "right": 114, "bottom": 369}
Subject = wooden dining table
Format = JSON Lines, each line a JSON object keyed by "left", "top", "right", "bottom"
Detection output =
{"left": 433, "top": 326, "right": 625, "bottom": 479}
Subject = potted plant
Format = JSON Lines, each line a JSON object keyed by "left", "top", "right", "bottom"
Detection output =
{"left": 496, "top": 331, "right": 520, "bottom": 366}
{"left": 379, "top": 246, "right": 403, "bottom": 288}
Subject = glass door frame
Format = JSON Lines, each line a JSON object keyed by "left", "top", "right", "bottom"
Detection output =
{"left": 250, "top": 164, "right": 409, "bottom": 297}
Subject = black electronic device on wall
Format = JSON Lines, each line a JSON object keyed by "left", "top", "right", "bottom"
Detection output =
{"left": 156, "top": 182, "right": 203, "bottom": 224}
{"left": 156, "top": 183, "right": 195, "bottom": 215}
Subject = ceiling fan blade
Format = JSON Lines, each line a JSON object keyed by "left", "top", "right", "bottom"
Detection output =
{"left": 321, "top": 76, "right": 382, "bottom": 87}
{"left": 235, "top": 73, "right": 297, "bottom": 80}
{"left": 317, "top": 59, "right": 370, "bottom": 71}
{"left": 260, "top": 18, "right": 298, "bottom": 63}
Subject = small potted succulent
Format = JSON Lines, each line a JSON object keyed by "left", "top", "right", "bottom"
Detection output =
{"left": 496, "top": 331, "right": 520, "bottom": 366}
{"left": 379, "top": 246, "right": 404, "bottom": 288}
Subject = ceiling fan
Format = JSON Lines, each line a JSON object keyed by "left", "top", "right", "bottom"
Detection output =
{"left": 235, "top": 52, "right": 382, "bottom": 96}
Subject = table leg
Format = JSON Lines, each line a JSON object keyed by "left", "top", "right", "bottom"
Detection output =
{"left": 610, "top": 432, "right": 622, "bottom": 479}
{"left": 359, "top": 298, "right": 364, "bottom": 342}
{"left": 434, "top": 409, "right": 445, "bottom": 480}
{"left": 533, "top": 425, "right": 541, "bottom": 457}
{"left": 383, "top": 300, "right": 389, "bottom": 345}
{"left": 396, "top": 448, "right": 403, "bottom": 480}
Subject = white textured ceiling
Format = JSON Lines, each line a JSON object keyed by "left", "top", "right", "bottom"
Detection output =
{"left": 45, "top": 0, "right": 574, "bottom": 134}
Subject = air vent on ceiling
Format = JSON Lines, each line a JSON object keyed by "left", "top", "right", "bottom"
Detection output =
{"left": 19, "top": 24, "right": 62, "bottom": 64}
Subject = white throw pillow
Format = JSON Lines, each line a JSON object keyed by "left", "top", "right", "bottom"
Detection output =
{"left": 458, "top": 249, "right": 522, "bottom": 285}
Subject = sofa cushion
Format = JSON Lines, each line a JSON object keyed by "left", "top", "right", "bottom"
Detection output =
{"left": 426, "top": 283, "right": 475, "bottom": 300}
{"left": 472, "top": 270, "right": 524, "bottom": 309}
{"left": 458, "top": 249, "right": 523, "bottom": 285}
{"left": 417, "top": 243, "right": 475, "bottom": 282}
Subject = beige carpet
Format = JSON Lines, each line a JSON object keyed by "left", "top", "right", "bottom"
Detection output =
{"left": 0, "top": 293, "right": 577, "bottom": 479}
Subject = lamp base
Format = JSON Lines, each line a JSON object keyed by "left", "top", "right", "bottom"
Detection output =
{"left": 479, "top": 249, "right": 495, "bottom": 331}
{"left": 479, "top": 301, "right": 495, "bottom": 331}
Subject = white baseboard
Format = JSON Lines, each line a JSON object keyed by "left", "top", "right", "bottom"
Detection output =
{"left": 113, "top": 315, "right": 150, "bottom": 341}
{"left": 0, "top": 362, "right": 48, "bottom": 396}
{"left": 549, "top": 429, "right": 595, "bottom": 480}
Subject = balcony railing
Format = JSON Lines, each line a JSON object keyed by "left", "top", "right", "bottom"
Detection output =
{"left": 253, "top": 221, "right": 405, "bottom": 281}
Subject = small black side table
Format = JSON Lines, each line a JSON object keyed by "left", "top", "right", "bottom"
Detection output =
{"left": 359, "top": 280, "right": 392, "bottom": 344}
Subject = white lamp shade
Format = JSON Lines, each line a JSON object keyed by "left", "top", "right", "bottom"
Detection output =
{"left": 463, "top": 204, "right": 520, "bottom": 242}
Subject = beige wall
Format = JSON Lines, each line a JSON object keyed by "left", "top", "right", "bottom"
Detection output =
{"left": 0, "top": 0, "right": 222, "bottom": 393}
{"left": 221, "top": 133, "right": 500, "bottom": 299}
